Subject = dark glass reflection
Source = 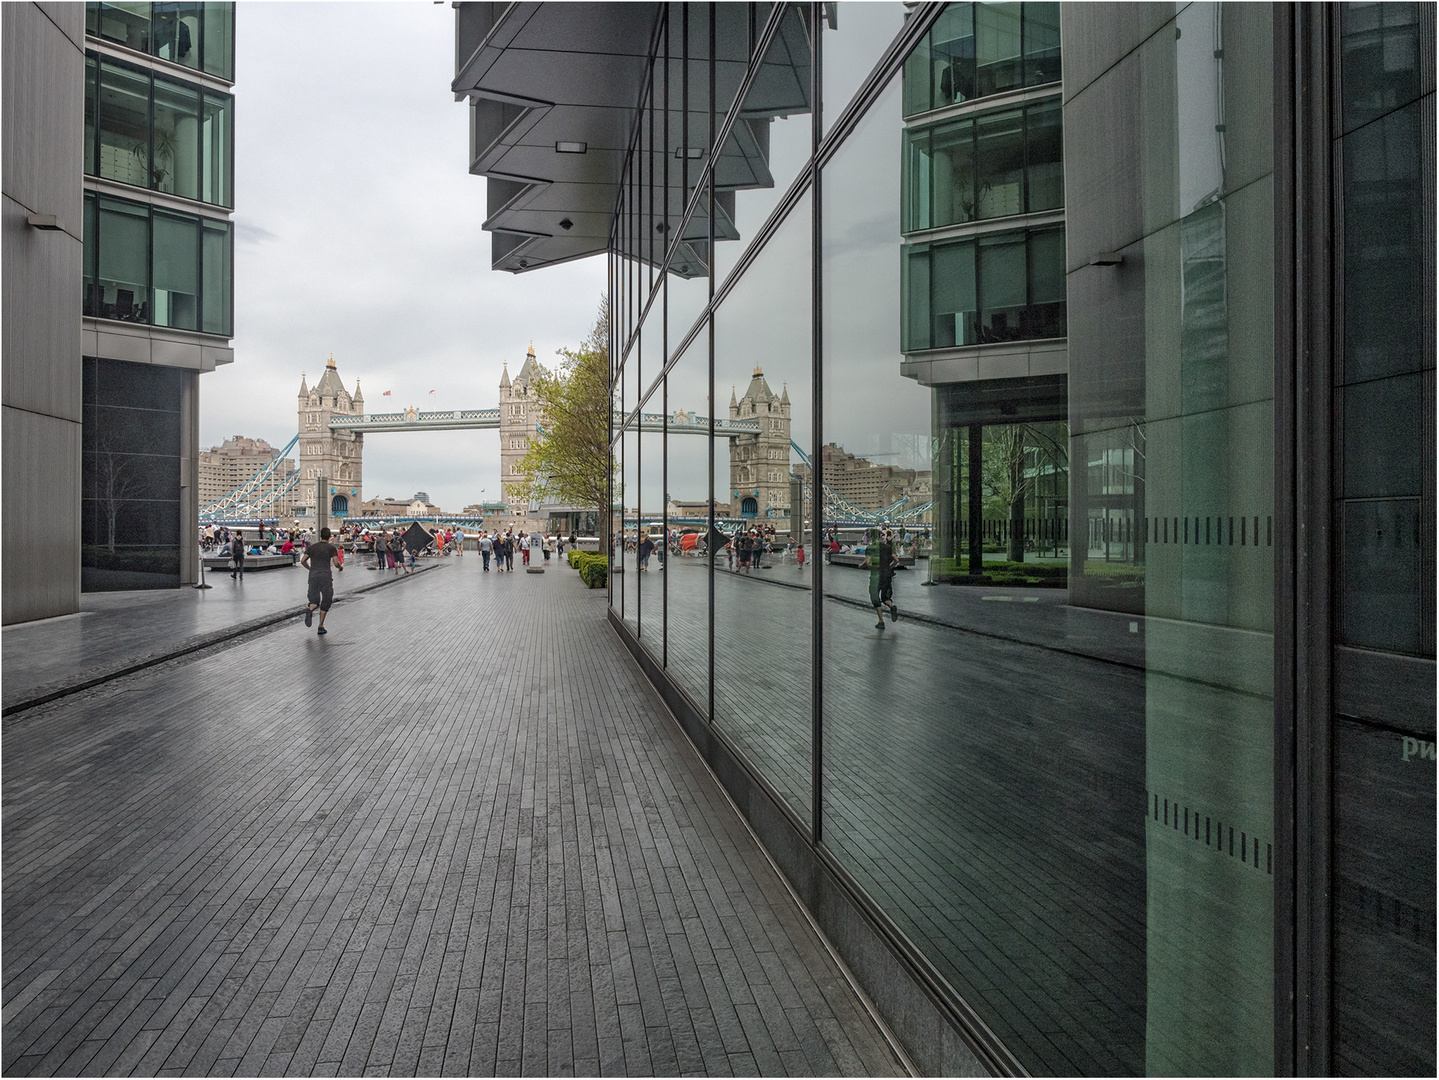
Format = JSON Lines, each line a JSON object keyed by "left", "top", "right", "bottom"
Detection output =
{"left": 81, "top": 357, "right": 184, "bottom": 590}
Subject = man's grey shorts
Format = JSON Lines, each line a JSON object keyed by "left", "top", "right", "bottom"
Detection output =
{"left": 307, "top": 577, "right": 334, "bottom": 611}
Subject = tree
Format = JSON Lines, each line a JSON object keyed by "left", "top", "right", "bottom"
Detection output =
{"left": 511, "top": 297, "right": 614, "bottom": 549}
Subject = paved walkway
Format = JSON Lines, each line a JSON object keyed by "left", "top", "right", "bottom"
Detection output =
{"left": 1, "top": 560, "right": 905, "bottom": 1077}
{"left": 1, "top": 557, "right": 434, "bottom": 713}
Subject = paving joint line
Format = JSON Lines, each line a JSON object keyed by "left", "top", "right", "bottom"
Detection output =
{"left": 1, "top": 564, "right": 443, "bottom": 719}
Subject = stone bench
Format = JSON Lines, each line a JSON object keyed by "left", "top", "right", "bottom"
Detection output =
{"left": 202, "top": 554, "right": 295, "bottom": 571}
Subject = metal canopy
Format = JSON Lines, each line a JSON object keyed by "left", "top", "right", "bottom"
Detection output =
{"left": 452, "top": 2, "right": 662, "bottom": 274}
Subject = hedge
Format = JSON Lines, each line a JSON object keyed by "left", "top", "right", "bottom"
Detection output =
{"left": 570, "top": 551, "right": 608, "bottom": 588}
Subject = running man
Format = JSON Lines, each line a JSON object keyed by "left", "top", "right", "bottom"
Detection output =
{"left": 861, "top": 528, "right": 900, "bottom": 629}
{"left": 300, "top": 526, "right": 344, "bottom": 635}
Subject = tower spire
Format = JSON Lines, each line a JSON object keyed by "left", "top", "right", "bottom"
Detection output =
{"left": 326, "top": 352, "right": 337, "bottom": 369}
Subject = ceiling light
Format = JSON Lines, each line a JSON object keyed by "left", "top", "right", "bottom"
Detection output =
{"left": 555, "top": 141, "right": 587, "bottom": 154}
{"left": 559, "top": 218, "right": 573, "bottom": 231}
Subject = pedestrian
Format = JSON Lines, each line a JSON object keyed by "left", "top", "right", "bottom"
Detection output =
{"left": 637, "top": 531, "right": 653, "bottom": 571}
{"left": 504, "top": 533, "right": 515, "bottom": 571}
{"left": 281, "top": 536, "right": 297, "bottom": 564}
{"left": 300, "top": 526, "right": 344, "bottom": 635}
{"left": 797, "top": 541, "right": 806, "bottom": 569}
{"left": 543, "top": 535, "right": 553, "bottom": 564}
{"left": 521, "top": 533, "right": 531, "bottom": 567}
{"left": 230, "top": 530, "right": 245, "bottom": 579}
{"left": 388, "top": 531, "right": 403, "bottom": 572}
{"left": 455, "top": 526, "right": 465, "bottom": 556}
{"left": 569, "top": 531, "right": 577, "bottom": 551}
{"left": 861, "top": 528, "right": 900, "bottom": 630}
{"left": 480, "top": 532, "right": 492, "bottom": 571}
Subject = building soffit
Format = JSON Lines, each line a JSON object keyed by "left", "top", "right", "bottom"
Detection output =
{"left": 452, "top": 1, "right": 660, "bottom": 274}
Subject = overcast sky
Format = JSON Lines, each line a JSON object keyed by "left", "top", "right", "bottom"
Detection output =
{"left": 203, "top": 2, "right": 606, "bottom": 512}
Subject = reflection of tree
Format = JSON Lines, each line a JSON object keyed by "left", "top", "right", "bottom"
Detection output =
{"left": 983, "top": 423, "right": 1069, "bottom": 562}
{"left": 95, "top": 443, "right": 137, "bottom": 555}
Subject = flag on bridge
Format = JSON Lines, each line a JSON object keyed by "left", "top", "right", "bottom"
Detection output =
{"left": 382, "top": 390, "right": 391, "bottom": 396}
{"left": 429, "top": 389, "right": 436, "bottom": 395}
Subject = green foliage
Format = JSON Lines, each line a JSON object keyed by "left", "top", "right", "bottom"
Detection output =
{"left": 570, "top": 550, "right": 608, "bottom": 588}
{"left": 511, "top": 298, "right": 613, "bottom": 523}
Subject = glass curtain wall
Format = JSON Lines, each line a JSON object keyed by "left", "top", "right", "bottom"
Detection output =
{"left": 83, "top": 191, "right": 233, "bottom": 333}
{"left": 88, "top": 2, "right": 235, "bottom": 79}
{"left": 1331, "top": 3, "right": 1436, "bottom": 1074}
{"left": 608, "top": 4, "right": 1273, "bottom": 1074}
{"left": 84, "top": 50, "right": 234, "bottom": 208}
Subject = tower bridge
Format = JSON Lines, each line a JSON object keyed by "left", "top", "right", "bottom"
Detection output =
{"left": 201, "top": 344, "right": 929, "bottom": 528}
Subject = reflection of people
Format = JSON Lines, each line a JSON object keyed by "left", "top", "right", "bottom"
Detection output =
{"left": 862, "top": 528, "right": 900, "bottom": 630}
{"left": 300, "top": 527, "right": 343, "bottom": 635}
{"left": 637, "top": 532, "right": 653, "bottom": 571}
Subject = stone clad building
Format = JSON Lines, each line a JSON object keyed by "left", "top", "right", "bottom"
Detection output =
{"left": 198, "top": 435, "right": 296, "bottom": 513}
{"left": 498, "top": 342, "right": 545, "bottom": 529}
{"left": 297, "top": 354, "right": 363, "bottom": 518}
{"left": 727, "top": 366, "right": 791, "bottom": 523}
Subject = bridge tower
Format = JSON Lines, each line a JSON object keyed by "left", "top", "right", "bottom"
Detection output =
{"left": 728, "top": 365, "right": 791, "bottom": 523}
{"left": 499, "top": 341, "right": 544, "bottom": 527}
{"left": 298, "top": 354, "right": 364, "bottom": 518}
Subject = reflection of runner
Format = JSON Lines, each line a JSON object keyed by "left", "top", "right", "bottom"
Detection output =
{"left": 862, "top": 529, "right": 900, "bottom": 630}
{"left": 300, "top": 527, "right": 344, "bottom": 635}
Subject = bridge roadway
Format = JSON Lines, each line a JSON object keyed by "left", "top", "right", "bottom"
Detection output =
{"left": 1, "top": 558, "right": 905, "bottom": 1078}
{"left": 329, "top": 409, "right": 761, "bottom": 437}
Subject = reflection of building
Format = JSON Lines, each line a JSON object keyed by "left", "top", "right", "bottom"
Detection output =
{"left": 199, "top": 436, "right": 297, "bottom": 514}
{"left": 727, "top": 366, "right": 791, "bottom": 521}
{"left": 297, "top": 355, "right": 364, "bottom": 518}
{"left": 666, "top": 499, "right": 731, "bottom": 521}
{"left": 899, "top": 5, "right": 1068, "bottom": 571}
{"left": 794, "top": 443, "right": 931, "bottom": 515}
{"left": 453, "top": 4, "right": 1436, "bottom": 1077}
{"left": 3, "top": 2, "right": 237, "bottom": 614}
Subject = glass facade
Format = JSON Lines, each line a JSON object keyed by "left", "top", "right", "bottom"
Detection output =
{"left": 1331, "top": 3, "right": 1435, "bottom": 1074}
{"left": 82, "top": 357, "right": 186, "bottom": 590}
{"left": 87, "top": 1, "right": 235, "bottom": 80}
{"left": 594, "top": 3, "right": 1434, "bottom": 1076}
{"left": 83, "top": 191, "right": 232, "bottom": 334}
{"left": 84, "top": 50, "right": 233, "bottom": 208}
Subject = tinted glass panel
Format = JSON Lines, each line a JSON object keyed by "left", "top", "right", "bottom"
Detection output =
{"left": 152, "top": 1, "right": 202, "bottom": 69}
{"left": 152, "top": 211, "right": 199, "bottom": 330}
{"left": 153, "top": 76, "right": 201, "bottom": 200}
{"left": 98, "top": 59, "right": 151, "bottom": 188}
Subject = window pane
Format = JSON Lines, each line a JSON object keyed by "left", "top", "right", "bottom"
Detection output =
{"left": 712, "top": 191, "right": 813, "bottom": 828}
{"left": 84, "top": 54, "right": 98, "bottom": 176}
{"left": 98, "top": 59, "right": 151, "bottom": 189}
{"left": 201, "top": 2, "right": 235, "bottom": 80}
{"left": 83, "top": 194, "right": 98, "bottom": 316}
{"left": 201, "top": 91, "right": 232, "bottom": 206}
{"left": 974, "top": 2, "right": 1022, "bottom": 97}
{"left": 903, "top": 128, "right": 932, "bottom": 232}
{"left": 97, "top": 1, "right": 151, "bottom": 51}
{"left": 931, "top": 240, "right": 976, "bottom": 347}
{"left": 820, "top": 1, "right": 907, "bottom": 135}
{"left": 1027, "top": 225, "right": 1065, "bottom": 304}
{"left": 974, "top": 107, "right": 1024, "bottom": 219}
{"left": 153, "top": 76, "right": 201, "bottom": 200}
{"left": 977, "top": 232, "right": 1025, "bottom": 339}
{"left": 201, "top": 219, "right": 231, "bottom": 335}
{"left": 1021, "top": 0, "right": 1061, "bottom": 86}
{"left": 152, "top": 2, "right": 202, "bottom": 69}
{"left": 929, "top": 2, "right": 975, "bottom": 109}
{"left": 152, "top": 211, "right": 199, "bottom": 330}
{"left": 901, "top": 246, "right": 931, "bottom": 351}
{"left": 97, "top": 197, "right": 149, "bottom": 322}
{"left": 1024, "top": 97, "right": 1064, "bottom": 211}
{"left": 713, "top": 3, "right": 813, "bottom": 287}
{"left": 663, "top": 329, "right": 711, "bottom": 714}
{"left": 931, "top": 117, "right": 976, "bottom": 226}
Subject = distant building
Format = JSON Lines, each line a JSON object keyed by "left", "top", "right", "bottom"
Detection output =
{"left": 794, "top": 444, "right": 931, "bottom": 516}
{"left": 199, "top": 436, "right": 297, "bottom": 514}
{"left": 666, "top": 498, "right": 731, "bottom": 521}
{"left": 357, "top": 495, "right": 440, "bottom": 518}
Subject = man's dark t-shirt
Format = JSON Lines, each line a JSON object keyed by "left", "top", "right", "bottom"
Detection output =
{"left": 308, "top": 541, "right": 339, "bottom": 580}
{"left": 877, "top": 542, "right": 896, "bottom": 584}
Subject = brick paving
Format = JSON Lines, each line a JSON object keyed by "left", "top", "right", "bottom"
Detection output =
{"left": 1, "top": 559, "right": 905, "bottom": 1077}
{"left": 1, "top": 557, "right": 435, "bottom": 714}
